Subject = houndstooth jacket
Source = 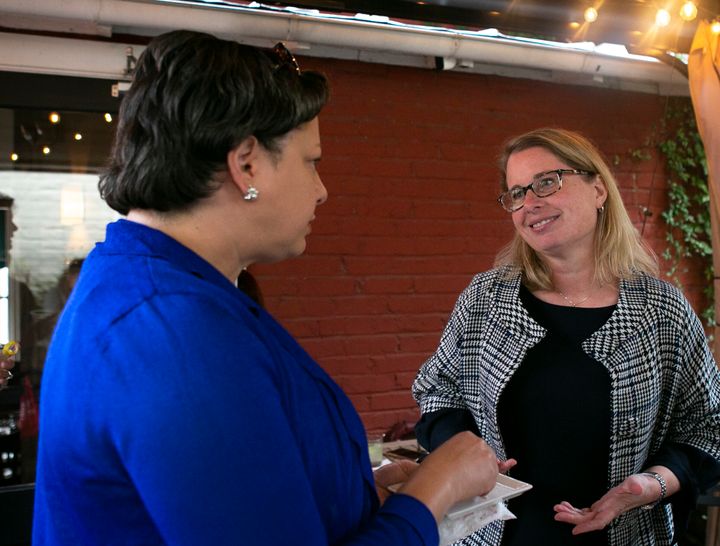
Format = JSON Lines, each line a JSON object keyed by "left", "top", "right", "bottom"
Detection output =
{"left": 412, "top": 266, "right": 720, "bottom": 546}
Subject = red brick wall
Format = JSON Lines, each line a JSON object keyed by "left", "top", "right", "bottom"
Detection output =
{"left": 253, "top": 56, "right": 701, "bottom": 433}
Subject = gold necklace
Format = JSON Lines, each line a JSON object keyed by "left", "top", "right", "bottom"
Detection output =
{"left": 555, "top": 290, "right": 592, "bottom": 307}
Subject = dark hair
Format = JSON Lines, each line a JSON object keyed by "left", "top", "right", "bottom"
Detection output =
{"left": 236, "top": 269, "right": 264, "bottom": 307}
{"left": 66, "top": 258, "right": 84, "bottom": 275}
{"left": 99, "top": 30, "right": 329, "bottom": 215}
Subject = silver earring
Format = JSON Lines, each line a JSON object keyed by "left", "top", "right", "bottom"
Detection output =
{"left": 598, "top": 205, "right": 605, "bottom": 214}
{"left": 244, "top": 186, "right": 259, "bottom": 201}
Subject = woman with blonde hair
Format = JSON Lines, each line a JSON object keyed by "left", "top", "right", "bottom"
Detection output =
{"left": 413, "top": 128, "right": 720, "bottom": 545}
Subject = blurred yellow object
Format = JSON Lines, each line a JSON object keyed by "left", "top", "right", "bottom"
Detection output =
{"left": 2, "top": 341, "right": 19, "bottom": 357}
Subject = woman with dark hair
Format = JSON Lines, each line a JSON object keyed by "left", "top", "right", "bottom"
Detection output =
{"left": 413, "top": 128, "right": 720, "bottom": 546}
{"left": 33, "top": 30, "right": 499, "bottom": 546}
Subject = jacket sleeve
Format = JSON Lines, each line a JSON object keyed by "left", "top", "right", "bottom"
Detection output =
{"left": 645, "top": 292, "right": 720, "bottom": 534}
{"left": 665, "top": 298, "right": 720, "bottom": 461}
{"left": 412, "top": 285, "right": 473, "bottom": 419}
{"left": 343, "top": 495, "right": 439, "bottom": 546}
{"left": 646, "top": 304, "right": 720, "bottom": 534}
{"left": 415, "top": 408, "right": 480, "bottom": 452}
{"left": 646, "top": 442, "right": 720, "bottom": 536}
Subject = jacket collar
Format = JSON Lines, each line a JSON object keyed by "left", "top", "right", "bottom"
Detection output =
{"left": 491, "top": 266, "right": 649, "bottom": 359}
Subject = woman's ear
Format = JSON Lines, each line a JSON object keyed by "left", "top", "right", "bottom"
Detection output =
{"left": 227, "top": 136, "right": 260, "bottom": 194}
{"left": 594, "top": 175, "right": 608, "bottom": 208}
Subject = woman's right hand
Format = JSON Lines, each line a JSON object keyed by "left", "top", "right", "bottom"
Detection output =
{"left": 396, "top": 431, "right": 498, "bottom": 523}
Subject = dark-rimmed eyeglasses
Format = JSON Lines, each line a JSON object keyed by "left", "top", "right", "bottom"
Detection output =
{"left": 497, "top": 169, "right": 596, "bottom": 213}
{"left": 271, "top": 42, "right": 301, "bottom": 75}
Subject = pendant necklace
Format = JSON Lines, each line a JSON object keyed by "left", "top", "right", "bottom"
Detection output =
{"left": 555, "top": 290, "right": 592, "bottom": 307}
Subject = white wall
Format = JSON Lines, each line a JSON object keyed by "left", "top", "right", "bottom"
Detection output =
{"left": 0, "top": 171, "right": 119, "bottom": 299}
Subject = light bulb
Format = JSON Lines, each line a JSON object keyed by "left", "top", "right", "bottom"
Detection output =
{"left": 584, "top": 7, "right": 598, "bottom": 23}
{"left": 74, "top": 133, "right": 83, "bottom": 141}
{"left": 104, "top": 113, "right": 113, "bottom": 123}
{"left": 49, "top": 112, "right": 60, "bottom": 124}
{"left": 10, "top": 153, "right": 18, "bottom": 162}
{"left": 679, "top": 2, "right": 697, "bottom": 21}
{"left": 656, "top": 9, "right": 671, "bottom": 27}
{"left": 42, "top": 146, "right": 51, "bottom": 155}
{"left": 712, "top": 20, "right": 720, "bottom": 34}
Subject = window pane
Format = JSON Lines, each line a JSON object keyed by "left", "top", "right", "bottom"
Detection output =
{"left": 0, "top": 296, "right": 8, "bottom": 343}
{"left": 0, "top": 267, "right": 7, "bottom": 298}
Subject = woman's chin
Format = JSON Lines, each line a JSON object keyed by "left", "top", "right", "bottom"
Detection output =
{"left": 265, "top": 239, "right": 308, "bottom": 263}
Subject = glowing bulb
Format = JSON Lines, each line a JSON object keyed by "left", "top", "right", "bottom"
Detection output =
{"left": 569, "top": 21, "right": 581, "bottom": 29}
{"left": 656, "top": 9, "right": 671, "bottom": 27}
{"left": 49, "top": 112, "right": 60, "bottom": 124}
{"left": 74, "top": 133, "right": 83, "bottom": 141}
{"left": 42, "top": 146, "right": 51, "bottom": 155}
{"left": 712, "top": 20, "right": 720, "bottom": 34}
{"left": 679, "top": 2, "right": 697, "bottom": 21}
{"left": 10, "top": 153, "right": 18, "bottom": 162}
{"left": 104, "top": 113, "right": 113, "bottom": 123}
{"left": 584, "top": 7, "right": 598, "bottom": 23}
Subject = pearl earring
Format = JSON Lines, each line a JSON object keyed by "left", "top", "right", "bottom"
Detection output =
{"left": 244, "top": 186, "right": 259, "bottom": 201}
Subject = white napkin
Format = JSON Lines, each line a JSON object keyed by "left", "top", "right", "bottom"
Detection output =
{"left": 438, "top": 501, "right": 516, "bottom": 546}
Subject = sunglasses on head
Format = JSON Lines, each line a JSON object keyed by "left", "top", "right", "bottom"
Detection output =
{"left": 270, "top": 42, "right": 301, "bottom": 75}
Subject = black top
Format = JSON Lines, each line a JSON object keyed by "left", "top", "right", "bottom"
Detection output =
{"left": 497, "top": 286, "right": 614, "bottom": 546}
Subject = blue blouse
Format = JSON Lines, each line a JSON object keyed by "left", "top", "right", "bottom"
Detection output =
{"left": 33, "top": 219, "right": 437, "bottom": 546}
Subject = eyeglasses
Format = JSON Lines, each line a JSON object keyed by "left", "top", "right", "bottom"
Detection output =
{"left": 497, "top": 168, "right": 596, "bottom": 212}
{"left": 271, "top": 42, "right": 301, "bottom": 75}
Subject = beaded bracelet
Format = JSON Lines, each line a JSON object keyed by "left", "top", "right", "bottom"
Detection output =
{"left": 640, "top": 471, "right": 667, "bottom": 510}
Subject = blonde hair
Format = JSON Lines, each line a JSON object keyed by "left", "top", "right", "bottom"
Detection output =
{"left": 494, "top": 128, "right": 658, "bottom": 289}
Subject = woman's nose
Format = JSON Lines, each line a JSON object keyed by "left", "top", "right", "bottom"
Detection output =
{"left": 522, "top": 187, "right": 542, "bottom": 208}
{"left": 316, "top": 175, "right": 328, "bottom": 205}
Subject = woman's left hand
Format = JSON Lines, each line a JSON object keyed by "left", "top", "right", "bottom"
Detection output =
{"left": 373, "top": 459, "right": 419, "bottom": 505}
{"left": 553, "top": 472, "right": 669, "bottom": 534}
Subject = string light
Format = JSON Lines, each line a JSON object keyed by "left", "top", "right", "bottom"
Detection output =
{"left": 49, "top": 112, "right": 60, "bottom": 124}
{"left": 10, "top": 153, "right": 18, "bottom": 162}
{"left": 42, "top": 146, "right": 51, "bottom": 155}
{"left": 104, "top": 113, "right": 113, "bottom": 123}
{"left": 679, "top": 1, "right": 698, "bottom": 21}
{"left": 584, "top": 7, "right": 598, "bottom": 23}
{"left": 74, "top": 133, "right": 83, "bottom": 141}
{"left": 655, "top": 8, "right": 671, "bottom": 27}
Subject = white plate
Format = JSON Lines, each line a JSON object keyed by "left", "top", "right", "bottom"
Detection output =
{"left": 445, "top": 474, "right": 532, "bottom": 520}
